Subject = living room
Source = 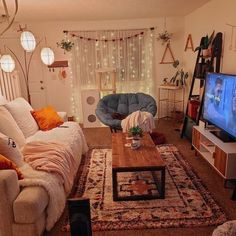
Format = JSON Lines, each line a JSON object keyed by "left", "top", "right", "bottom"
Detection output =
{"left": 1, "top": 0, "right": 236, "bottom": 236}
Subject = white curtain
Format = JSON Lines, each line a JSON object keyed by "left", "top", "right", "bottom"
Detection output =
{"left": 69, "top": 28, "right": 155, "bottom": 122}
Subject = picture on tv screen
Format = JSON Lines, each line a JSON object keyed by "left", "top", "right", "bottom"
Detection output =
{"left": 203, "top": 73, "right": 236, "bottom": 139}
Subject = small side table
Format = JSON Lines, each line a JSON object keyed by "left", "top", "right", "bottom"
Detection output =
{"left": 158, "top": 85, "right": 185, "bottom": 121}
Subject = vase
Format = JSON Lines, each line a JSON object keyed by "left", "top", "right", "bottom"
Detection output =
{"left": 131, "top": 136, "right": 141, "bottom": 149}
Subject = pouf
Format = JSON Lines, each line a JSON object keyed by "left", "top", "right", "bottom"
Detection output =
{"left": 212, "top": 220, "right": 236, "bottom": 236}
{"left": 150, "top": 132, "right": 166, "bottom": 145}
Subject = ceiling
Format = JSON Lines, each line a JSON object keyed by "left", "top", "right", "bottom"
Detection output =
{"left": 4, "top": 0, "right": 210, "bottom": 22}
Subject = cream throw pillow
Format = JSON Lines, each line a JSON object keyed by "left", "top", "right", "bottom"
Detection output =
{"left": 5, "top": 97, "right": 39, "bottom": 138}
{"left": 0, "top": 94, "right": 8, "bottom": 105}
{"left": 0, "top": 106, "right": 26, "bottom": 148}
{"left": 0, "top": 132, "right": 24, "bottom": 167}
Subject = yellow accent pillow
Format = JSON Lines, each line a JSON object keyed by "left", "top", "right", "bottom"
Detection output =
{"left": 0, "top": 154, "right": 24, "bottom": 180}
{"left": 31, "top": 106, "right": 64, "bottom": 131}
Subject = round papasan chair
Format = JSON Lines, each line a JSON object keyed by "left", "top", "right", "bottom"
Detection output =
{"left": 95, "top": 92, "right": 157, "bottom": 132}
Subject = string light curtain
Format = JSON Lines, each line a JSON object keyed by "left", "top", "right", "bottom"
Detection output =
{"left": 69, "top": 28, "right": 155, "bottom": 122}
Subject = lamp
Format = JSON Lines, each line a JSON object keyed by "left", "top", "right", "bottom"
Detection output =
{"left": 40, "top": 47, "right": 55, "bottom": 65}
{"left": 0, "top": 54, "right": 15, "bottom": 73}
{"left": 1, "top": 26, "right": 55, "bottom": 104}
{"left": 20, "top": 31, "right": 36, "bottom": 52}
{"left": 0, "top": 0, "right": 18, "bottom": 36}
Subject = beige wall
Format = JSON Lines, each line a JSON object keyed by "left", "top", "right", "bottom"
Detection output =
{"left": 183, "top": 0, "right": 236, "bottom": 98}
{"left": 4, "top": 17, "right": 184, "bottom": 114}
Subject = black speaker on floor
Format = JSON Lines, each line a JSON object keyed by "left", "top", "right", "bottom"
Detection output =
{"left": 68, "top": 198, "right": 92, "bottom": 236}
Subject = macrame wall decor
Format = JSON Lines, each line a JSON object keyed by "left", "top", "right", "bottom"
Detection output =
{"left": 160, "top": 42, "right": 175, "bottom": 64}
{"left": 158, "top": 17, "right": 175, "bottom": 64}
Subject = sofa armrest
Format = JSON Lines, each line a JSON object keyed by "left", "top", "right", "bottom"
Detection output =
{"left": 0, "top": 170, "right": 20, "bottom": 236}
{"left": 57, "top": 111, "right": 68, "bottom": 122}
{"left": 13, "top": 186, "right": 48, "bottom": 224}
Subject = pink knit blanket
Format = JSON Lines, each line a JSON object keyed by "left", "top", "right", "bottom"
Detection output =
{"left": 22, "top": 141, "right": 77, "bottom": 194}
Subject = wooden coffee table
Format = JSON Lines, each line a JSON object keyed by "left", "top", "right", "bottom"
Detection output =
{"left": 112, "top": 132, "right": 166, "bottom": 201}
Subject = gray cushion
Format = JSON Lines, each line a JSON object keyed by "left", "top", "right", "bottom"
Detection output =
{"left": 95, "top": 93, "right": 157, "bottom": 129}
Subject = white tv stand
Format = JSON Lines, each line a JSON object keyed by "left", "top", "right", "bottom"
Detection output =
{"left": 192, "top": 125, "right": 236, "bottom": 181}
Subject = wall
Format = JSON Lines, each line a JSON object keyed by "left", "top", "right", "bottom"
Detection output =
{"left": 184, "top": 0, "right": 236, "bottom": 97}
{"left": 3, "top": 17, "right": 185, "bottom": 115}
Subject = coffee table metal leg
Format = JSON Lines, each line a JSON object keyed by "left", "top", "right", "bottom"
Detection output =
{"left": 112, "top": 169, "right": 118, "bottom": 201}
{"left": 160, "top": 168, "right": 165, "bottom": 199}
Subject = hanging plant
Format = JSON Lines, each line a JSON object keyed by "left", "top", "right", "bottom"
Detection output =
{"left": 157, "top": 30, "right": 172, "bottom": 45}
{"left": 56, "top": 39, "right": 74, "bottom": 52}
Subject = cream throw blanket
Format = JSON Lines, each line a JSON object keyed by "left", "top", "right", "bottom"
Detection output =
{"left": 121, "top": 111, "right": 155, "bottom": 132}
{"left": 22, "top": 141, "right": 77, "bottom": 194}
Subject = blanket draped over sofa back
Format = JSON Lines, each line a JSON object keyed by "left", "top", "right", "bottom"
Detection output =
{"left": 23, "top": 141, "right": 77, "bottom": 194}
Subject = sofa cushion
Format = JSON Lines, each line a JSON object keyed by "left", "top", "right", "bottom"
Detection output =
{"left": 0, "top": 132, "right": 24, "bottom": 167}
{"left": 5, "top": 97, "right": 39, "bottom": 138}
{"left": 0, "top": 106, "right": 26, "bottom": 148}
{"left": 0, "top": 154, "right": 23, "bottom": 179}
{"left": 0, "top": 94, "right": 8, "bottom": 105}
{"left": 13, "top": 186, "right": 48, "bottom": 224}
{"left": 31, "top": 106, "right": 64, "bottom": 131}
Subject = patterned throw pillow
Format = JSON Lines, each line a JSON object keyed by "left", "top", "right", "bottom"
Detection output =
{"left": 31, "top": 106, "right": 64, "bottom": 131}
{"left": 0, "top": 154, "right": 24, "bottom": 180}
{"left": 0, "top": 132, "right": 24, "bottom": 167}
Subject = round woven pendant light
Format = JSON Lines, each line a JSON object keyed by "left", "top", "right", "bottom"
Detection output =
{"left": 20, "top": 31, "right": 36, "bottom": 52}
{"left": 0, "top": 54, "right": 15, "bottom": 73}
{"left": 40, "top": 47, "right": 55, "bottom": 65}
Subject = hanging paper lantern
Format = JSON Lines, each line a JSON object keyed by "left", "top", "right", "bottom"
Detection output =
{"left": 20, "top": 31, "right": 36, "bottom": 52}
{"left": 0, "top": 54, "right": 15, "bottom": 73}
{"left": 40, "top": 47, "right": 55, "bottom": 65}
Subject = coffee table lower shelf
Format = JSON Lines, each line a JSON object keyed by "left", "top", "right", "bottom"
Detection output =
{"left": 112, "top": 166, "right": 166, "bottom": 201}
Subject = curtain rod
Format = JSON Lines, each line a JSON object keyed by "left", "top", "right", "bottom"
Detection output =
{"left": 63, "top": 27, "right": 156, "bottom": 34}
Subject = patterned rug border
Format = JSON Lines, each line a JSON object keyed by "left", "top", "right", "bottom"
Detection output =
{"left": 63, "top": 144, "right": 227, "bottom": 232}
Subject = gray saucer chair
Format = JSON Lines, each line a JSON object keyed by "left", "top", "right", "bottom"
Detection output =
{"left": 95, "top": 92, "right": 157, "bottom": 132}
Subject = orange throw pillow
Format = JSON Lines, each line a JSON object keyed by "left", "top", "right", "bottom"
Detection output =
{"left": 31, "top": 106, "right": 64, "bottom": 131}
{"left": 0, "top": 154, "right": 24, "bottom": 180}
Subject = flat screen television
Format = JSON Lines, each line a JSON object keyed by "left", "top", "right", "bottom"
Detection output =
{"left": 203, "top": 72, "right": 236, "bottom": 142}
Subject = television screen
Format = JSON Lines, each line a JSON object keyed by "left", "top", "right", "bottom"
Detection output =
{"left": 203, "top": 73, "right": 236, "bottom": 139}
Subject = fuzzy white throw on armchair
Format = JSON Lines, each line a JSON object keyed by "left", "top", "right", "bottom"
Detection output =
{"left": 121, "top": 110, "right": 155, "bottom": 132}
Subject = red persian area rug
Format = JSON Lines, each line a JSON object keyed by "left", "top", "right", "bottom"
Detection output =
{"left": 62, "top": 144, "right": 227, "bottom": 232}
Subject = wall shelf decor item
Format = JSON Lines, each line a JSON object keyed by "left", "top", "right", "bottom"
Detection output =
{"left": 48, "top": 60, "right": 68, "bottom": 71}
{"left": 96, "top": 67, "right": 116, "bottom": 94}
{"left": 81, "top": 89, "right": 101, "bottom": 128}
{"left": 160, "top": 42, "right": 175, "bottom": 64}
{"left": 181, "top": 32, "right": 223, "bottom": 141}
{"left": 226, "top": 23, "right": 236, "bottom": 51}
{"left": 184, "top": 34, "right": 194, "bottom": 51}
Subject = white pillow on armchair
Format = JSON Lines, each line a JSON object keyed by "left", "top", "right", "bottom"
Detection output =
{"left": 4, "top": 97, "right": 39, "bottom": 138}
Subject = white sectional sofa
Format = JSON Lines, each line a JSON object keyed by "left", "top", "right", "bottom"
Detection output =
{"left": 0, "top": 97, "right": 88, "bottom": 236}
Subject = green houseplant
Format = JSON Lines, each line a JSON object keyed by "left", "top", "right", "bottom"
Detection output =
{"left": 129, "top": 126, "right": 143, "bottom": 149}
{"left": 56, "top": 39, "right": 74, "bottom": 53}
{"left": 194, "top": 31, "right": 215, "bottom": 57}
{"left": 169, "top": 60, "right": 189, "bottom": 87}
{"left": 128, "top": 126, "right": 143, "bottom": 138}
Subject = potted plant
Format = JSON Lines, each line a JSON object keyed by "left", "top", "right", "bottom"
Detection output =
{"left": 169, "top": 60, "right": 189, "bottom": 87}
{"left": 56, "top": 39, "right": 74, "bottom": 53}
{"left": 157, "top": 30, "right": 172, "bottom": 45}
{"left": 194, "top": 31, "right": 215, "bottom": 57}
{"left": 128, "top": 126, "right": 143, "bottom": 149}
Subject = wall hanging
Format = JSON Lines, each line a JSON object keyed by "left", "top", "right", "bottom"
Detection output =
{"left": 160, "top": 42, "right": 175, "bottom": 64}
{"left": 184, "top": 34, "right": 194, "bottom": 51}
